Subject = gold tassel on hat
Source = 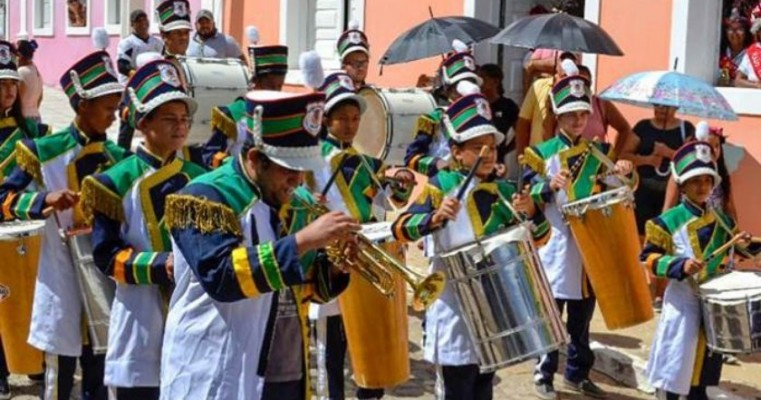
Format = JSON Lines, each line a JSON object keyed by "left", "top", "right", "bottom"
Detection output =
{"left": 15, "top": 141, "right": 42, "bottom": 184}
{"left": 80, "top": 176, "right": 125, "bottom": 225}
{"left": 211, "top": 107, "right": 238, "bottom": 141}
{"left": 165, "top": 194, "right": 242, "bottom": 236}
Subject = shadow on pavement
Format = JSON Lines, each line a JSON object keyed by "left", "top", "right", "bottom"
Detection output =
{"left": 590, "top": 332, "right": 643, "bottom": 350}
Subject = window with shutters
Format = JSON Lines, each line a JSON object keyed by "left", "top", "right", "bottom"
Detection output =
{"left": 32, "top": 0, "right": 53, "bottom": 37}
{"left": 280, "top": 0, "right": 366, "bottom": 85}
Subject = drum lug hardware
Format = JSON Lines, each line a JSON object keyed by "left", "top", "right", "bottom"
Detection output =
{"left": 602, "top": 207, "right": 612, "bottom": 218}
{"left": 16, "top": 238, "right": 27, "bottom": 256}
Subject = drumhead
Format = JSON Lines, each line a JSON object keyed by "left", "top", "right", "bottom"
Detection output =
{"left": 355, "top": 87, "right": 389, "bottom": 160}
{"left": 440, "top": 223, "right": 531, "bottom": 258}
{"left": 562, "top": 186, "right": 634, "bottom": 215}
{"left": 177, "top": 57, "right": 251, "bottom": 145}
{"left": 0, "top": 221, "right": 46, "bottom": 241}
{"left": 700, "top": 270, "right": 761, "bottom": 299}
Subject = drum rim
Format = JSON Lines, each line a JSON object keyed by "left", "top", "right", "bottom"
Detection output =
{"left": 561, "top": 185, "right": 634, "bottom": 211}
{"left": 0, "top": 221, "right": 47, "bottom": 240}
{"left": 438, "top": 224, "right": 531, "bottom": 257}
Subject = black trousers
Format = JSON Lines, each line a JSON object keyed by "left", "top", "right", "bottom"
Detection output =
{"left": 44, "top": 343, "right": 106, "bottom": 400}
{"left": 317, "top": 315, "right": 385, "bottom": 399}
{"left": 116, "top": 386, "right": 159, "bottom": 400}
{"left": 535, "top": 297, "right": 596, "bottom": 384}
{"left": 0, "top": 336, "right": 8, "bottom": 380}
{"left": 440, "top": 364, "right": 494, "bottom": 400}
{"left": 262, "top": 379, "right": 303, "bottom": 400}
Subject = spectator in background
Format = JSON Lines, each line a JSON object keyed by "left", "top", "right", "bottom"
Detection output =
{"left": 16, "top": 38, "right": 43, "bottom": 121}
{"left": 620, "top": 104, "right": 694, "bottom": 237}
{"left": 735, "top": 17, "right": 761, "bottom": 87}
{"left": 515, "top": 51, "right": 578, "bottom": 156}
{"left": 186, "top": 9, "right": 244, "bottom": 60}
{"left": 718, "top": 8, "right": 752, "bottom": 86}
{"left": 116, "top": 10, "right": 164, "bottom": 84}
{"left": 477, "top": 63, "right": 520, "bottom": 178}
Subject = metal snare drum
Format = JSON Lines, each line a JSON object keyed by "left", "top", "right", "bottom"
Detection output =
{"left": 65, "top": 227, "right": 115, "bottom": 355}
{"left": 699, "top": 271, "right": 761, "bottom": 354}
{"left": 355, "top": 87, "right": 437, "bottom": 166}
{"left": 439, "top": 224, "right": 567, "bottom": 372}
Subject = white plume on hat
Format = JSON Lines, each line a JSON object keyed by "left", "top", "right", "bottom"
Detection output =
{"left": 136, "top": 52, "right": 163, "bottom": 68}
{"left": 695, "top": 121, "right": 710, "bottom": 141}
{"left": 457, "top": 80, "right": 481, "bottom": 97}
{"left": 452, "top": 39, "right": 469, "bottom": 53}
{"left": 92, "top": 27, "right": 110, "bottom": 50}
{"left": 561, "top": 58, "right": 579, "bottom": 77}
{"left": 299, "top": 50, "right": 324, "bottom": 89}
{"left": 246, "top": 25, "right": 260, "bottom": 45}
{"left": 348, "top": 19, "right": 360, "bottom": 30}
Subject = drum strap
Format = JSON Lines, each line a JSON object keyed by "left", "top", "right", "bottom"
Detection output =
{"left": 587, "top": 144, "right": 633, "bottom": 188}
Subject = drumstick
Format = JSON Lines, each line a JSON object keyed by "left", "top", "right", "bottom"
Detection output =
{"left": 43, "top": 206, "right": 55, "bottom": 217}
{"left": 516, "top": 155, "right": 525, "bottom": 191}
{"left": 703, "top": 233, "right": 747, "bottom": 263}
{"left": 442, "top": 146, "right": 488, "bottom": 229}
{"left": 320, "top": 152, "right": 350, "bottom": 197}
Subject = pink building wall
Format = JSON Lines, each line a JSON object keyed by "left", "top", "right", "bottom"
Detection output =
{"left": 9, "top": 0, "right": 202, "bottom": 87}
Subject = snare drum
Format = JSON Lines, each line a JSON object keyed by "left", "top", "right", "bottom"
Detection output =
{"left": 699, "top": 270, "right": 761, "bottom": 353}
{"left": 178, "top": 57, "right": 250, "bottom": 145}
{"left": 439, "top": 224, "right": 567, "bottom": 372}
{"left": 355, "top": 87, "right": 437, "bottom": 166}
{"left": 561, "top": 186, "right": 654, "bottom": 330}
{"left": 0, "top": 221, "right": 45, "bottom": 374}
{"left": 66, "top": 227, "right": 116, "bottom": 355}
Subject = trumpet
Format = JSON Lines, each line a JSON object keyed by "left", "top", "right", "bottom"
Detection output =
{"left": 295, "top": 195, "right": 445, "bottom": 311}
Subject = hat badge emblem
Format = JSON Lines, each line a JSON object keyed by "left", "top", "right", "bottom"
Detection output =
{"left": 0, "top": 45, "right": 11, "bottom": 65}
{"left": 102, "top": 56, "right": 117, "bottom": 78}
{"left": 475, "top": 97, "right": 492, "bottom": 120}
{"left": 158, "top": 63, "right": 181, "bottom": 87}
{"left": 348, "top": 31, "right": 363, "bottom": 44}
{"left": 173, "top": 1, "right": 189, "bottom": 17}
{"left": 569, "top": 79, "right": 586, "bottom": 97}
{"left": 695, "top": 144, "right": 712, "bottom": 163}
{"left": 304, "top": 102, "right": 325, "bottom": 136}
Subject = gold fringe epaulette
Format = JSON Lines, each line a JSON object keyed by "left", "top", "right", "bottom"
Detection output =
{"left": 645, "top": 220, "right": 673, "bottom": 254}
{"left": 165, "top": 194, "right": 242, "bottom": 236}
{"left": 521, "top": 147, "right": 545, "bottom": 176}
{"left": 415, "top": 116, "right": 436, "bottom": 136}
{"left": 211, "top": 107, "right": 238, "bottom": 141}
{"left": 15, "top": 141, "right": 42, "bottom": 184}
{"left": 80, "top": 176, "right": 125, "bottom": 225}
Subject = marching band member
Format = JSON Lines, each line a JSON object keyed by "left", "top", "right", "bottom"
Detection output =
{"left": 115, "top": 9, "right": 164, "bottom": 85}
{"left": 81, "top": 59, "right": 205, "bottom": 400}
{"left": 0, "top": 40, "right": 49, "bottom": 399}
{"left": 404, "top": 40, "right": 482, "bottom": 177}
{"left": 337, "top": 21, "right": 371, "bottom": 89}
{"left": 206, "top": 26, "right": 289, "bottom": 168}
{"left": 522, "top": 70, "right": 636, "bottom": 400}
{"left": 160, "top": 88, "right": 359, "bottom": 400}
{"left": 391, "top": 81, "right": 550, "bottom": 400}
{"left": 118, "top": 0, "right": 192, "bottom": 150}
{"left": 0, "top": 40, "right": 49, "bottom": 183}
{"left": 307, "top": 66, "right": 415, "bottom": 400}
{"left": 0, "top": 42, "right": 128, "bottom": 400}
{"left": 641, "top": 141, "right": 760, "bottom": 400}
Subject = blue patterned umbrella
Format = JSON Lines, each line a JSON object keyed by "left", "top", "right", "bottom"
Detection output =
{"left": 599, "top": 71, "right": 738, "bottom": 121}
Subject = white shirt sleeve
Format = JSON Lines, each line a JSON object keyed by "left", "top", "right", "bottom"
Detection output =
{"left": 225, "top": 35, "right": 243, "bottom": 58}
{"left": 737, "top": 53, "right": 759, "bottom": 81}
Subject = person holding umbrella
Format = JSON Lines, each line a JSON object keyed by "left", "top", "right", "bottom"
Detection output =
{"left": 404, "top": 40, "right": 482, "bottom": 178}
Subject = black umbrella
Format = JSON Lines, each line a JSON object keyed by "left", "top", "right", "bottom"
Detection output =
{"left": 380, "top": 15, "right": 500, "bottom": 65}
{"left": 489, "top": 13, "right": 624, "bottom": 56}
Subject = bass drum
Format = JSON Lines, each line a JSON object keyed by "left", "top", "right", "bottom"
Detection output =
{"left": 355, "top": 87, "right": 437, "bottom": 166}
{"left": 178, "top": 57, "right": 250, "bottom": 144}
